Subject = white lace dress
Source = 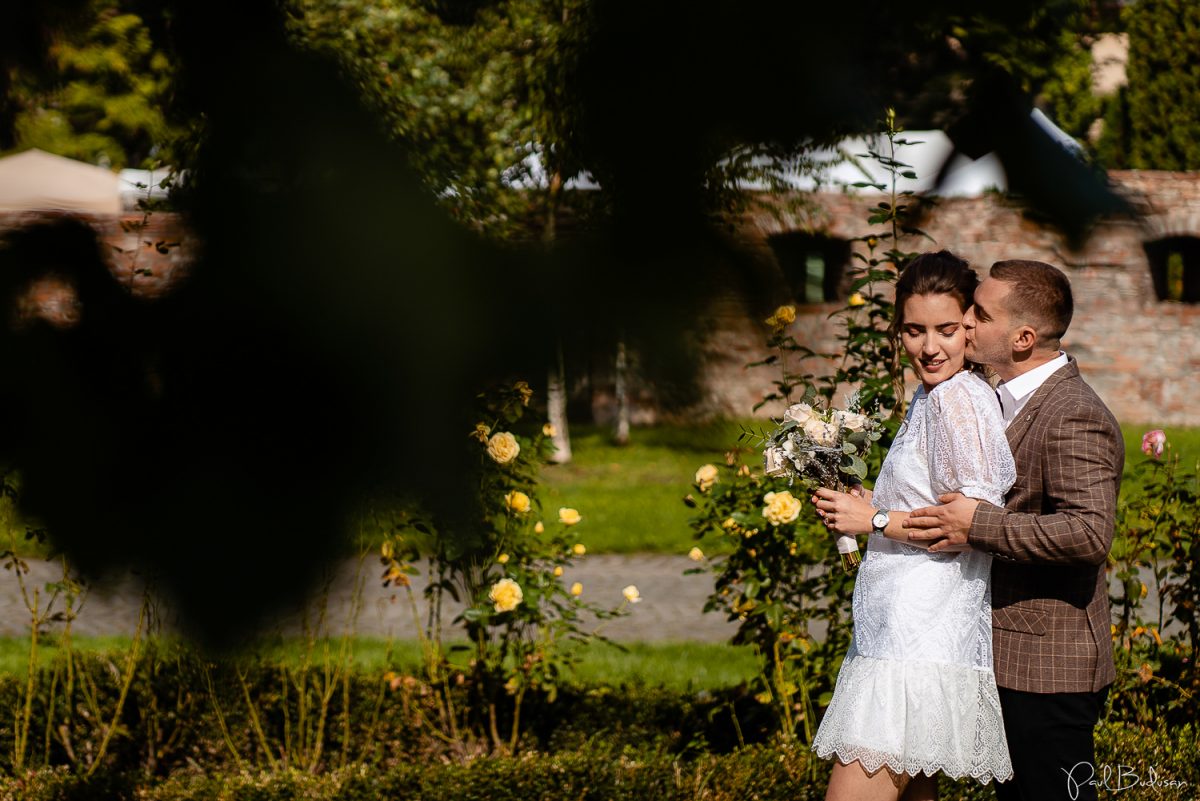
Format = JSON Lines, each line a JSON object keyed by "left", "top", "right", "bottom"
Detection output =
{"left": 811, "top": 370, "right": 1016, "bottom": 783}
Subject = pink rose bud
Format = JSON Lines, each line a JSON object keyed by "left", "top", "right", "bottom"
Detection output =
{"left": 1141, "top": 429, "right": 1166, "bottom": 459}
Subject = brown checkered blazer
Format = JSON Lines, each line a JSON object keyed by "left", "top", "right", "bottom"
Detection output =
{"left": 969, "top": 358, "right": 1122, "bottom": 693}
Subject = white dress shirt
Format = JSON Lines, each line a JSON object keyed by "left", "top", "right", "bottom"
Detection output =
{"left": 996, "top": 351, "right": 1069, "bottom": 427}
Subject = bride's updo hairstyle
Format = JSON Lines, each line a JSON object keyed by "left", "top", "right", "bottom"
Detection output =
{"left": 888, "top": 249, "right": 978, "bottom": 339}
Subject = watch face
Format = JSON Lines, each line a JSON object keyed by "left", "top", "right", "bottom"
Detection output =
{"left": 872, "top": 511, "right": 888, "bottom": 529}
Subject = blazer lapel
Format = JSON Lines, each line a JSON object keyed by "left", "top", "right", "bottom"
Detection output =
{"left": 1005, "top": 358, "right": 1079, "bottom": 454}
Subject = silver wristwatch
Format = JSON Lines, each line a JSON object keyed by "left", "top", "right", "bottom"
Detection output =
{"left": 871, "top": 508, "right": 890, "bottom": 535}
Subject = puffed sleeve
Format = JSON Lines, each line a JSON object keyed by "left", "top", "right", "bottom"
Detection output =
{"left": 925, "top": 374, "right": 1016, "bottom": 507}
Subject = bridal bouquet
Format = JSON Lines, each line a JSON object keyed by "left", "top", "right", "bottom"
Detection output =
{"left": 762, "top": 395, "right": 884, "bottom": 572}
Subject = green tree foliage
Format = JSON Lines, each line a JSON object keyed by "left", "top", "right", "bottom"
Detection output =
{"left": 1120, "top": 0, "right": 1200, "bottom": 169}
{"left": 1037, "top": 31, "right": 1104, "bottom": 146}
{"left": 7, "top": 0, "right": 178, "bottom": 168}
{"left": 287, "top": 0, "right": 597, "bottom": 240}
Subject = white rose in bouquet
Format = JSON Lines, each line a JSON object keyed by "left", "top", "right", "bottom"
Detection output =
{"left": 764, "top": 445, "right": 789, "bottom": 477}
{"left": 783, "top": 402, "right": 816, "bottom": 425}
{"left": 834, "top": 410, "right": 869, "bottom": 432}
{"left": 802, "top": 417, "right": 839, "bottom": 447}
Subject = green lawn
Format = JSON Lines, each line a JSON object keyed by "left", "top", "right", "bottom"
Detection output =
{"left": 0, "top": 636, "right": 760, "bottom": 692}
{"left": 541, "top": 420, "right": 1199, "bottom": 554}
{"left": 539, "top": 420, "right": 762, "bottom": 554}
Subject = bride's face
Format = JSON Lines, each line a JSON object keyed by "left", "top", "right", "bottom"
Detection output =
{"left": 899, "top": 292, "right": 968, "bottom": 390}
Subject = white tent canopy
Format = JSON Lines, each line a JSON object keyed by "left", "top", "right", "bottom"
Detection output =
{"left": 119, "top": 167, "right": 174, "bottom": 210}
{"left": 0, "top": 148, "right": 123, "bottom": 214}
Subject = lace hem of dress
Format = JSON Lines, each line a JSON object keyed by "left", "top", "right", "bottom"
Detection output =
{"left": 813, "top": 744, "right": 1009, "bottom": 785}
{"left": 810, "top": 651, "right": 1013, "bottom": 784}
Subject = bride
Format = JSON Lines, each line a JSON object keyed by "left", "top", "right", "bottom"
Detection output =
{"left": 810, "top": 250, "right": 1015, "bottom": 800}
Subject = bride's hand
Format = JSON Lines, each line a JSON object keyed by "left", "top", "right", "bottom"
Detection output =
{"left": 848, "top": 484, "right": 873, "bottom": 503}
{"left": 811, "top": 487, "right": 875, "bottom": 536}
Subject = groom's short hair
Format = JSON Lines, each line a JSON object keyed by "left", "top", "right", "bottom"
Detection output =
{"left": 989, "top": 259, "right": 1073, "bottom": 347}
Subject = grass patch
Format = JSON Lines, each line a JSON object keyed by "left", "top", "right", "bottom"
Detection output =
{"left": 0, "top": 636, "right": 760, "bottom": 692}
{"left": 539, "top": 420, "right": 759, "bottom": 554}
{"left": 0, "top": 634, "right": 131, "bottom": 676}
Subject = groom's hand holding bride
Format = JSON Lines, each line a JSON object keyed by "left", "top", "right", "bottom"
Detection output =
{"left": 905, "top": 493, "right": 980, "bottom": 553}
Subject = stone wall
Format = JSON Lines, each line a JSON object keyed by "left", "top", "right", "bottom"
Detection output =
{"left": 689, "top": 170, "right": 1200, "bottom": 426}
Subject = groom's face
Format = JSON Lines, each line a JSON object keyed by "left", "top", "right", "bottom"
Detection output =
{"left": 963, "top": 277, "right": 1013, "bottom": 368}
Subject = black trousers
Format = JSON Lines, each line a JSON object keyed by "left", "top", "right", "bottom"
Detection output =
{"left": 994, "top": 686, "right": 1110, "bottom": 801}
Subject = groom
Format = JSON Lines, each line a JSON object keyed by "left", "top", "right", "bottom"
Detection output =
{"left": 904, "top": 260, "right": 1123, "bottom": 801}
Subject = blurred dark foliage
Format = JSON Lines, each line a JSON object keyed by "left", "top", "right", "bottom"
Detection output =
{"left": 0, "top": 0, "right": 92, "bottom": 149}
{"left": 0, "top": 0, "right": 1132, "bottom": 645}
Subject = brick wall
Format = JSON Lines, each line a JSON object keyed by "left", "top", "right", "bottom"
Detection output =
{"left": 1, "top": 211, "right": 190, "bottom": 327}
{"left": 696, "top": 170, "right": 1200, "bottom": 426}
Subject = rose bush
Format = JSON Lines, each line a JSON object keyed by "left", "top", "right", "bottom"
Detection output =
{"left": 379, "top": 380, "right": 628, "bottom": 753}
{"left": 1109, "top": 428, "right": 1199, "bottom": 726}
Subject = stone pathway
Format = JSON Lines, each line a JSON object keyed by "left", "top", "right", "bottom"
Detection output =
{"left": 0, "top": 555, "right": 742, "bottom": 643}
{"left": 0, "top": 556, "right": 1174, "bottom": 643}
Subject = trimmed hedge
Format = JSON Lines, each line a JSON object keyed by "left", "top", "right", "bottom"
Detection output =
{"left": 2, "top": 722, "right": 1196, "bottom": 801}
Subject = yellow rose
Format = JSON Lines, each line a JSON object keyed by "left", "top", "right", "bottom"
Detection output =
{"left": 688, "top": 547, "right": 705, "bottom": 561}
{"left": 694, "top": 463, "right": 719, "bottom": 492}
{"left": 553, "top": 565, "right": 564, "bottom": 577}
{"left": 765, "top": 304, "right": 796, "bottom": 329}
{"left": 802, "top": 417, "right": 839, "bottom": 447}
{"left": 722, "top": 517, "right": 738, "bottom": 530}
{"left": 572, "top": 543, "right": 586, "bottom": 556}
{"left": 488, "top": 578, "right": 523, "bottom": 612}
{"left": 570, "top": 582, "right": 583, "bottom": 596}
{"left": 534, "top": 521, "right": 545, "bottom": 533}
{"left": 470, "top": 423, "right": 491, "bottom": 443}
{"left": 763, "top": 490, "right": 802, "bottom": 526}
{"left": 737, "top": 464, "right": 751, "bottom": 477}
{"left": 543, "top": 422, "right": 556, "bottom": 437}
{"left": 514, "top": 380, "right": 533, "bottom": 406}
{"left": 622, "top": 585, "right": 642, "bottom": 604}
{"left": 497, "top": 553, "right": 509, "bottom": 564}
{"left": 505, "top": 490, "right": 531, "bottom": 513}
{"left": 487, "top": 432, "right": 520, "bottom": 464}
{"left": 848, "top": 292, "right": 866, "bottom": 307}
{"left": 559, "top": 507, "right": 582, "bottom": 526}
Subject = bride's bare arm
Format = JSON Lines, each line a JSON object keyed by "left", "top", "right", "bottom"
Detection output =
{"left": 813, "top": 488, "right": 970, "bottom": 552}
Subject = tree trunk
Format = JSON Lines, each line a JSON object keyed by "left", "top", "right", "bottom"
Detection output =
{"left": 547, "top": 344, "right": 572, "bottom": 464}
{"left": 542, "top": 166, "right": 572, "bottom": 463}
{"left": 613, "top": 336, "right": 630, "bottom": 445}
